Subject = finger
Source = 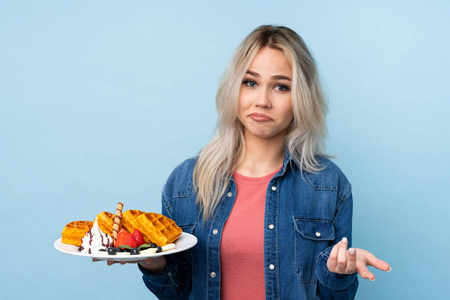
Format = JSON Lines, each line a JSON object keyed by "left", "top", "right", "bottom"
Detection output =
{"left": 356, "top": 263, "right": 375, "bottom": 281}
{"left": 370, "top": 258, "right": 391, "bottom": 272}
{"left": 138, "top": 258, "right": 153, "bottom": 266}
{"left": 327, "top": 243, "right": 340, "bottom": 271}
{"left": 358, "top": 249, "right": 391, "bottom": 272}
{"left": 124, "top": 260, "right": 143, "bottom": 264}
{"left": 106, "top": 260, "right": 115, "bottom": 266}
{"left": 368, "top": 256, "right": 391, "bottom": 272}
{"left": 346, "top": 248, "right": 357, "bottom": 273}
{"left": 336, "top": 237, "right": 348, "bottom": 272}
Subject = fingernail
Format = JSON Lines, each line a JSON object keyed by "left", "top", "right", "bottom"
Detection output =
{"left": 348, "top": 248, "right": 356, "bottom": 255}
{"left": 387, "top": 267, "right": 392, "bottom": 272}
{"left": 370, "top": 278, "right": 375, "bottom": 282}
{"left": 342, "top": 237, "right": 348, "bottom": 243}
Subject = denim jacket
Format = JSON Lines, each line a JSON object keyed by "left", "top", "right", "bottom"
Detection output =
{"left": 139, "top": 152, "right": 358, "bottom": 299}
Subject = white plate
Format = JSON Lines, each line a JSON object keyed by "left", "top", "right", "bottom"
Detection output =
{"left": 54, "top": 232, "right": 197, "bottom": 261}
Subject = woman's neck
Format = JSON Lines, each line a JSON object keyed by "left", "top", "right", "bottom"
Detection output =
{"left": 235, "top": 133, "right": 285, "bottom": 177}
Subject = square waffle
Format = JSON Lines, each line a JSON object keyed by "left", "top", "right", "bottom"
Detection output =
{"left": 61, "top": 220, "right": 93, "bottom": 246}
{"left": 96, "top": 211, "right": 115, "bottom": 236}
{"left": 136, "top": 213, "right": 182, "bottom": 246}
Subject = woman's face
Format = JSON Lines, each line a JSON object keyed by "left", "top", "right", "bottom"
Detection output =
{"left": 238, "top": 47, "right": 294, "bottom": 143}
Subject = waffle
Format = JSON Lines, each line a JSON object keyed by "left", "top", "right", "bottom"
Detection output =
{"left": 61, "top": 221, "right": 93, "bottom": 246}
{"left": 121, "top": 210, "right": 151, "bottom": 243}
{"left": 121, "top": 210, "right": 145, "bottom": 232}
{"left": 96, "top": 211, "right": 115, "bottom": 236}
{"left": 135, "top": 213, "right": 182, "bottom": 246}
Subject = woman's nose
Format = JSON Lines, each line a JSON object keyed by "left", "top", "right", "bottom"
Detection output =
{"left": 255, "top": 87, "right": 272, "bottom": 109}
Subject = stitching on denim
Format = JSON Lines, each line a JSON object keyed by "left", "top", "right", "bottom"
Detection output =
{"left": 304, "top": 173, "right": 338, "bottom": 191}
{"left": 293, "top": 217, "right": 333, "bottom": 222}
{"left": 293, "top": 218, "right": 330, "bottom": 284}
{"left": 180, "top": 224, "right": 196, "bottom": 230}
{"left": 334, "top": 185, "right": 352, "bottom": 222}
{"left": 337, "top": 184, "right": 352, "bottom": 202}
{"left": 179, "top": 224, "right": 196, "bottom": 235}
{"left": 319, "top": 261, "right": 358, "bottom": 291}
{"left": 293, "top": 218, "right": 335, "bottom": 240}
{"left": 161, "top": 195, "right": 174, "bottom": 219}
{"left": 173, "top": 181, "right": 192, "bottom": 198}
{"left": 301, "top": 275, "right": 318, "bottom": 284}
{"left": 333, "top": 195, "right": 352, "bottom": 224}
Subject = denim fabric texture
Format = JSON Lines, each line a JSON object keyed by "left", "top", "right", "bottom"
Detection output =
{"left": 139, "top": 151, "right": 359, "bottom": 299}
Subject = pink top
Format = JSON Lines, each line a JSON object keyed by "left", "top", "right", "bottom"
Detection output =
{"left": 220, "top": 167, "right": 280, "bottom": 300}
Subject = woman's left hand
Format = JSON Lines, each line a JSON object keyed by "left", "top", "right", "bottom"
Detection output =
{"left": 326, "top": 237, "right": 391, "bottom": 281}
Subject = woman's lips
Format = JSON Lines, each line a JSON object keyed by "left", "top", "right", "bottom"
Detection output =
{"left": 249, "top": 113, "right": 273, "bottom": 122}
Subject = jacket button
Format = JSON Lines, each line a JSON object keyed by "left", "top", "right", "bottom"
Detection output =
{"left": 212, "top": 229, "right": 218, "bottom": 235}
{"left": 269, "top": 264, "right": 275, "bottom": 270}
{"left": 210, "top": 272, "right": 216, "bottom": 278}
{"left": 271, "top": 186, "right": 277, "bottom": 191}
{"left": 227, "top": 192, "right": 233, "bottom": 197}
{"left": 315, "top": 232, "right": 321, "bottom": 237}
{"left": 268, "top": 224, "right": 275, "bottom": 230}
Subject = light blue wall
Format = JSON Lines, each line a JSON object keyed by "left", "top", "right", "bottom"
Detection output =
{"left": 1, "top": 1, "right": 449, "bottom": 299}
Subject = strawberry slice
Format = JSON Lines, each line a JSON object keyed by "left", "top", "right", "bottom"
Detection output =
{"left": 132, "top": 229, "right": 145, "bottom": 247}
{"left": 115, "top": 229, "right": 128, "bottom": 247}
{"left": 122, "top": 232, "right": 138, "bottom": 248}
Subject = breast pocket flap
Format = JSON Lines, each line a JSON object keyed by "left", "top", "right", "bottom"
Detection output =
{"left": 293, "top": 219, "right": 335, "bottom": 241}
{"left": 179, "top": 224, "right": 196, "bottom": 235}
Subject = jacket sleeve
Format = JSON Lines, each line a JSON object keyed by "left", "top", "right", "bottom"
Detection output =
{"left": 138, "top": 198, "right": 193, "bottom": 299}
{"left": 316, "top": 188, "right": 359, "bottom": 299}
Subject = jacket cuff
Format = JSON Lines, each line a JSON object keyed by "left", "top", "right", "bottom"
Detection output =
{"left": 139, "top": 255, "right": 180, "bottom": 289}
{"left": 316, "top": 247, "right": 358, "bottom": 291}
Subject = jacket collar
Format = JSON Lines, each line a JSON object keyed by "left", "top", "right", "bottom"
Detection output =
{"left": 275, "top": 148, "right": 300, "bottom": 178}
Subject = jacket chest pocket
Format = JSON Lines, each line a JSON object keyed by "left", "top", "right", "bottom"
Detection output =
{"left": 293, "top": 218, "right": 335, "bottom": 284}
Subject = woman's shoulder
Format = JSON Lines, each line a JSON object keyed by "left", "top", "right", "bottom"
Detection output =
{"left": 303, "top": 156, "right": 352, "bottom": 199}
{"left": 162, "top": 157, "right": 200, "bottom": 222}
{"left": 315, "top": 156, "right": 346, "bottom": 176}
{"left": 170, "top": 156, "right": 199, "bottom": 176}
{"left": 163, "top": 157, "right": 198, "bottom": 193}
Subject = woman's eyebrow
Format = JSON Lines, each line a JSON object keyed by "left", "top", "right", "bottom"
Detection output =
{"left": 246, "top": 70, "right": 291, "bottom": 81}
{"left": 246, "top": 70, "right": 260, "bottom": 77}
{"left": 272, "top": 75, "right": 292, "bottom": 81}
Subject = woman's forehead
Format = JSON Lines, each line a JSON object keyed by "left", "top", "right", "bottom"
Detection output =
{"left": 247, "top": 47, "right": 292, "bottom": 77}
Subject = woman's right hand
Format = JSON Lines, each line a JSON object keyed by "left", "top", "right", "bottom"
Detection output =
{"left": 326, "top": 237, "right": 391, "bottom": 281}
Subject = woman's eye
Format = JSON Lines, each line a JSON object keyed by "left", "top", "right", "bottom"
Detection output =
{"left": 275, "top": 84, "right": 290, "bottom": 91}
{"left": 243, "top": 80, "right": 257, "bottom": 87}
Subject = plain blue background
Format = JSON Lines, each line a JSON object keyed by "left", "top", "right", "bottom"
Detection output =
{"left": 1, "top": 1, "right": 449, "bottom": 299}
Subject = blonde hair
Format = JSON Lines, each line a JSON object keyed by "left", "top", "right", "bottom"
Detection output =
{"left": 194, "top": 25, "right": 328, "bottom": 221}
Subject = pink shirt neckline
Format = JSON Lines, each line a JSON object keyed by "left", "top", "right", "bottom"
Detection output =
{"left": 233, "top": 166, "right": 282, "bottom": 185}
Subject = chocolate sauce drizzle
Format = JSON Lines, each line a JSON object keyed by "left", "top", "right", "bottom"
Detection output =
{"left": 77, "top": 226, "right": 112, "bottom": 254}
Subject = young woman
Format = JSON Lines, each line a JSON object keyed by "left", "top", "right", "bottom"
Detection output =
{"left": 124, "top": 25, "right": 390, "bottom": 299}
